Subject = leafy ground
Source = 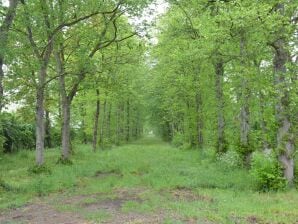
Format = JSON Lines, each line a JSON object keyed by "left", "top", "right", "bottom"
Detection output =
{"left": 0, "top": 137, "right": 298, "bottom": 224}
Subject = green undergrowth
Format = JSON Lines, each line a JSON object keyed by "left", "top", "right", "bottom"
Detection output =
{"left": 0, "top": 137, "right": 297, "bottom": 223}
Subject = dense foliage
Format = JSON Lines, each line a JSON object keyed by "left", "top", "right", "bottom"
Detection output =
{"left": 146, "top": 0, "right": 298, "bottom": 188}
{"left": 0, "top": 113, "right": 35, "bottom": 153}
{"left": 0, "top": 0, "right": 297, "bottom": 192}
{"left": 0, "top": 0, "right": 151, "bottom": 159}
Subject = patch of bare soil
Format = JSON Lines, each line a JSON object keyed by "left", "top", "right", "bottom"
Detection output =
{"left": 75, "top": 188, "right": 172, "bottom": 224}
{"left": 167, "top": 187, "right": 214, "bottom": 203}
{"left": 102, "top": 211, "right": 169, "bottom": 224}
{"left": 94, "top": 169, "right": 123, "bottom": 178}
{"left": 230, "top": 214, "right": 266, "bottom": 224}
{"left": 0, "top": 187, "right": 213, "bottom": 224}
{"left": 0, "top": 202, "right": 89, "bottom": 224}
{"left": 246, "top": 215, "right": 265, "bottom": 224}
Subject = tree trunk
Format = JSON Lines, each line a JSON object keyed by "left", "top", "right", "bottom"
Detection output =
{"left": 126, "top": 99, "right": 130, "bottom": 142}
{"left": 214, "top": 60, "right": 226, "bottom": 153}
{"left": 0, "top": 0, "right": 19, "bottom": 111}
{"left": 35, "top": 66, "right": 46, "bottom": 166}
{"left": 118, "top": 103, "right": 125, "bottom": 143}
{"left": 239, "top": 34, "right": 250, "bottom": 161}
{"left": 107, "top": 103, "right": 112, "bottom": 140}
{"left": 196, "top": 92, "right": 203, "bottom": 148}
{"left": 92, "top": 89, "right": 100, "bottom": 151}
{"left": 239, "top": 86, "right": 250, "bottom": 147}
{"left": 259, "top": 91, "right": 270, "bottom": 154}
{"left": 273, "top": 4, "right": 295, "bottom": 185}
{"left": 116, "top": 104, "right": 120, "bottom": 145}
{"left": 54, "top": 50, "right": 71, "bottom": 160}
{"left": 100, "top": 100, "right": 106, "bottom": 147}
{"left": 45, "top": 110, "right": 52, "bottom": 148}
{"left": 0, "top": 58, "right": 5, "bottom": 112}
{"left": 80, "top": 104, "right": 88, "bottom": 144}
{"left": 61, "top": 98, "right": 71, "bottom": 160}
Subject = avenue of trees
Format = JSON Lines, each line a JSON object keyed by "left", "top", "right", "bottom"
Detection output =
{"left": 0, "top": 0, "right": 297, "bottom": 190}
{"left": 0, "top": 0, "right": 150, "bottom": 162}
{"left": 147, "top": 0, "right": 298, "bottom": 186}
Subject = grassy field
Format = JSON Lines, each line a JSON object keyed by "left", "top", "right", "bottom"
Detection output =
{"left": 0, "top": 137, "right": 297, "bottom": 223}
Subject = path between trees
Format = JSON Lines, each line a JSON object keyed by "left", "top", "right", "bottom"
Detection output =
{"left": 1, "top": 138, "right": 296, "bottom": 224}
{"left": 0, "top": 186, "right": 207, "bottom": 224}
{"left": 0, "top": 139, "right": 210, "bottom": 224}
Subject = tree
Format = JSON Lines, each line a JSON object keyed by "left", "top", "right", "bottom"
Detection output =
{"left": 0, "top": 0, "right": 20, "bottom": 111}
{"left": 270, "top": 3, "right": 297, "bottom": 185}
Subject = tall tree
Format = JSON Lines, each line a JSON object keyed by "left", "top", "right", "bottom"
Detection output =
{"left": 271, "top": 3, "right": 296, "bottom": 185}
{"left": 0, "top": 0, "right": 19, "bottom": 111}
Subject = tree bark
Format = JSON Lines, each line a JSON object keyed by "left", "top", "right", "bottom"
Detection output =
{"left": 100, "top": 100, "right": 107, "bottom": 147}
{"left": 118, "top": 103, "right": 125, "bottom": 143}
{"left": 61, "top": 98, "right": 71, "bottom": 160}
{"left": 80, "top": 103, "right": 88, "bottom": 144}
{"left": 0, "top": 57, "right": 5, "bottom": 112}
{"left": 0, "top": 0, "right": 19, "bottom": 111}
{"left": 126, "top": 99, "right": 130, "bottom": 142}
{"left": 45, "top": 110, "right": 52, "bottom": 148}
{"left": 259, "top": 91, "right": 271, "bottom": 154}
{"left": 107, "top": 103, "right": 112, "bottom": 140}
{"left": 273, "top": 4, "right": 295, "bottom": 185}
{"left": 214, "top": 60, "right": 226, "bottom": 153}
{"left": 35, "top": 66, "right": 46, "bottom": 166}
{"left": 116, "top": 104, "right": 120, "bottom": 145}
{"left": 92, "top": 89, "right": 100, "bottom": 151}
{"left": 196, "top": 92, "right": 203, "bottom": 147}
{"left": 54, "top": 49, "right": 72, "bottom": 160}
{"left": 239, "top": 34, "right": 250, "bottom": 161}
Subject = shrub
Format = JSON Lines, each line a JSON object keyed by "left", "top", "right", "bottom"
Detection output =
{"left": 28, "top": 165, "right": 52, "bottom": 175}
{"left": 172, "top": 132, "right": 185, "bottom": 148}
{"left": 0, "top": 133, "right": 5, "bottom": 153}
{"left": 250, "top": 152, "right": 286, "bottom": 192}
{"left": 0, "top": 178, "right": 20, "bottom": 192}
{"left": 0, "top": 113, "right": 35, "bottom": 153}
{"left": 217, "top": 150, "right": 242, "bottom": 169}
{"left": 56, "top": 157, "right": 73, "bottom": 165}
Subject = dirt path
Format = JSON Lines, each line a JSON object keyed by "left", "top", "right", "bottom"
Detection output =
{"left": 0, "top": 201, "right": 167, "bottom": 224}
{"left": 0, "top": 188, "right": 192, "bottom": 224}
{"left": 0, "top": 203, "right": 88, "bottom": 224}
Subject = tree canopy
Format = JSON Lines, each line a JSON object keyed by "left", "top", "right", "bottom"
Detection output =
{"left": 0, "top": 0, "right": 297, "bottom": 189}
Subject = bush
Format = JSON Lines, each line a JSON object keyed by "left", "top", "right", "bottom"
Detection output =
{"left": 0, "top": 133, "right": 5, "bottom": 153}
{"left": 0, "top": 113, "right": 35, "bottom": 153}
{"left": 172, "top": 132, "right": 185, "bottom": 148}
{"left": 50, "top": 127, "right": 62, "bottom": 148}
{"left": 217, "top": 150, "right": 242, "bottom": 169}
{"left": 0, "top": 178, "right": 20, "bottom": 192}
{"left": 250, "top": 152, "right": 286, "bottom": 192}
{"left": 56, "top": 157, "right": 73, "bottom": 165}
{"left": 28, "top": 165, "right": 52, "bottom": 175}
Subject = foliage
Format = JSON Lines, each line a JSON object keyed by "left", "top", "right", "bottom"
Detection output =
{"left": 0, "top": 178, "right": 14, "bottom": 192}
{"left": 171, "top": 132, "right": 184, "bottom": 148}
{"left": 28, "top": 165, "right": 52, "bottom": 175}
{"left": 250, "top": 152, "right": 286, "bottom": 192}
{"left": 0, "top": 1, "right": 297, "bottom": 221}
{"left": 56, "top": 157, "right": 73, "bottom": 166}
{"left": 0, "top": 113, "right": 35, "bottom": 153}
{"left": 217, "top": 150, "right": 242, "bottom": 170}
{"left": 1, "top": 139, "right": 298, "bottom": 223}
{"left": 145, "top": 0, "right": 298, "bottom": 185}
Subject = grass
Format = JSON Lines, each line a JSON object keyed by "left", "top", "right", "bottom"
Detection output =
{"left": 0, "top": 137, "right": 298, "bottom": 223}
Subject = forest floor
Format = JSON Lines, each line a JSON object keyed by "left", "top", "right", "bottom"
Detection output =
{"left": 0, "top": 137, "right": 298, "bottom": 224}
